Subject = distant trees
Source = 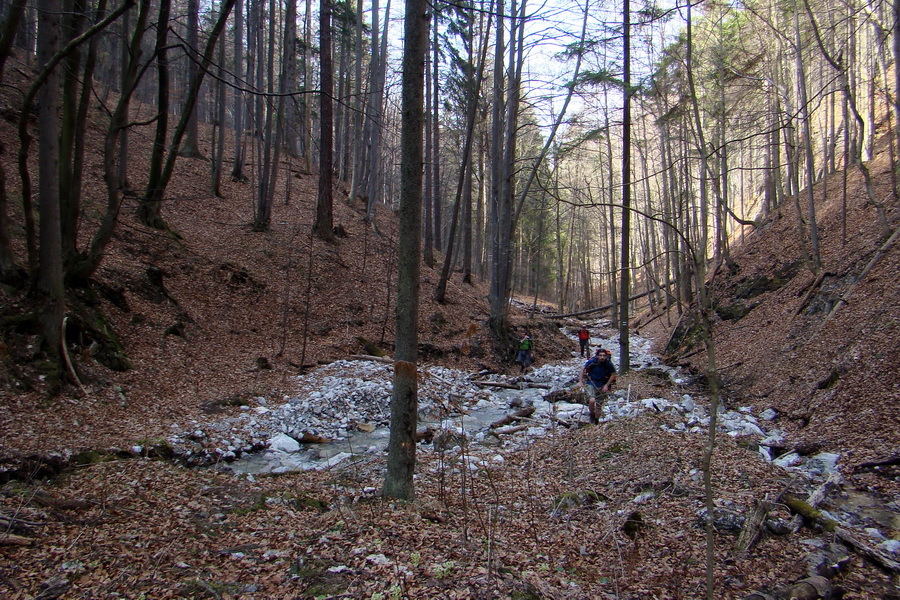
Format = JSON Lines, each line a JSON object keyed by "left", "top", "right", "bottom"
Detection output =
{"left": 1, "top": 0, "right": 897, "bottom": 394}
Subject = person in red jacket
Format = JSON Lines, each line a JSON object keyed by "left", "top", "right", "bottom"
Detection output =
{"left": 577, "top": 326, "right": 590, "bottom": 357}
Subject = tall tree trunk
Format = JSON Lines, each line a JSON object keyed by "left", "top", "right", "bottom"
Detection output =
{"left": 434, "top": 0, "right": 492, "bottom": 302}
{"left": 180, "top": 0, "right": 202, "bottom": 158}
{"left": 58, "top": 0, "right": 86, "bottom": 265}
{"left": 252, "top": 0, "right": 277, "bottom": 231}
{"left": 231, "top": 0, "right": 246, "bottom": 181}
{"left": 431, "top": 17, "right": 442, "bottom": 252}
{"left": 794, "top": 0, "right": 821, "bottom": 272}
{"left": 36, "top": 0, "right": 65, "bottom": 364}
{"left": 139, "top": 0, "right": 172, "bottom": 229}
{"left": 487, "top": 0, "right": 506, "bottom": 334}
{"left": 347, "top": 0, "right": 365, "bottom": 202}
{"left": 385, "top": 0, "right": 428, "bottom": 501}
{"left": 364, "top": 0, "right": 392, "bottom": 223}
{"left": 423, "top": 15, "right": 434, "bottom": 267}
{"left": 619, "top": 0, "right": 631, "bottom": 372}
{"left": 314, "top": 0, "right": 335, "bottom": 241}
{"left": 211, "top": 3, "right": 227, "bottom": 197}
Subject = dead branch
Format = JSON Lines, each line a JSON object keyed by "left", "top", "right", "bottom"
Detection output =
{"left": 545, "top": 280, "right": 676, "bottom": 319}
{"left": 834, "top": 526, "right": 900, "bottom": 572}
{"left": 734, "top": 499, "right": 772, "bottom": 556}
{"left": 61, "top": 317, "right": 88, "bottom": 398}
{"left": 0, "top": 533, "right": 33, "bottom": 546}
{"left": 490, "top": 407, "right": 536, "bottom": 429}
{"left": 547, "top": 414, "right": 573, "bottom": 428}
{"left": 348, "top": 354, "right": 394, "bottom": 364}
{"left": 852, "top": 455, "right": 900, "bottom": 472}
{"left": 827, "top": 226, "right": 899, "bottom": 320}
{"left": 473, "top": 381, "right": 520, "bottom": 390}
{"left": 787, "top": 473, "right": 842, "bottom": 533}
{"left": 793, "top": 270, "right": 829, "bottom": 316}
{"left": 744, "top": 575, "right": 835, "bottom": 600}
{"left": 493, "top": 424, "right": 529, "bottom": 435}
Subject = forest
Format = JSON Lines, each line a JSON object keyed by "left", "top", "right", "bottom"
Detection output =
{"left": 0, "top": 0, "right": 899, "bottom": 597}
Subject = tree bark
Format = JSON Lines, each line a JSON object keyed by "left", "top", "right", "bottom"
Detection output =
{"left": 314, "top": 0, "right": 335, "bottom": 241}
{"left": 385, "top": 0, "right": 428, "bottom": 501}
{"left": 36, "top": 0, "right": 65, "bottom": 363}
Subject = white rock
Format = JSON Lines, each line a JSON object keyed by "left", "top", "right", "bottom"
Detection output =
{"left": 741, "top": 423, "right": 765, "bottom": 437}
{"left": 269, "top": 433, "right": 301, "bottom": 453}
{"left": 877, "top": 539, "right": 900, "bottom": 555}
{"left": 805, "top": 452, "right": 840, "bottom": 476}
{"left": 760, "top": 432, "right": 785, "bottom": 446}
{"left": 773, "top": 452, "right": 802, "bottom": 468}
{"left": 632, "top": 491, "right": 655, "bottom": 504}
{"left": 759, "top": 408, "right": 778, "bottom": 421}
{"left": 366, "top": 553, "right": 390, "bottom": 565}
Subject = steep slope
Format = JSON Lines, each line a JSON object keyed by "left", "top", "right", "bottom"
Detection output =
{"left": 0, "top": 54, "right": 573, "bottom": 461}
{"left": 655, "top": 136, "right": 899, "bottom": 484}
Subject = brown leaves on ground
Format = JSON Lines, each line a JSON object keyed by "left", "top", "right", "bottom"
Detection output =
{"left": 3, "top": 410, "right": 896, "bottom": 599}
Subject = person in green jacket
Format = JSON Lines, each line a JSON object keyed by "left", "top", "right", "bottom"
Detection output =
{"left": 516, "top": 334, "right": 534, "bottom": 373}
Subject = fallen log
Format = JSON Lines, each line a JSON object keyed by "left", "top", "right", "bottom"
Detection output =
{"left": 779, "top": 576, "right": 833, "bottom": 600}
{"left": 348, "top": 354, "right": 394, "bottom": 364}
{"left": 490, "top": 407, "right": 536, "bottom": 429}
{"left": 827, "top": 226, "right": 900, "bottom": 321}
{"left": 784, "top": 494, "right": 900, "bottom": 572}
{"left": 734, "top": 499, "right": 772, "bottom": 556}
{"left": 543, "top": 389, "right": 588, "bottom": 404}
{"left": 0, "top": 513, "right": 45, "bottom": 530}
{"left": 473, "top": 381, "right": 520, "bottom": 390}
{"left": 834, "top": 526, "right": 900, "bottom": 573}
{"left": 787, "top": 473, "right": 841, "bottom": 534}
{"left": 793, "top": 271, "right": 830, "bottom": 316}
{"left": 297, "top": 432, "right": 332, "bottom": 444}
{"left": 544, "top": 280, "right": 676, "bottom": 319}
{"left": 852, "top": 455, "right": 900, "bottom": 472}
{"left": 547, "top": 413, "right": 573, "bottom": 428}
{"left": 493, "top": 424, "right": 529, "bottom": 435}
{"left": 735, "top": 478, "right": 798, "bottom": 556}
{"left": 743, "top": 576, "right": 836, "bottom": 600}
{"left": 0, "top": 533, "right": 33, "bottom": 546}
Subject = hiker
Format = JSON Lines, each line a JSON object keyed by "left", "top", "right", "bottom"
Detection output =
{"left": 581, "top": 347, "right": 617, "bottom": 424}
{"left": 577, "top": 326, "right": 590, "bottom": 357}
{"left": 516, "top": 334, "right": 534, "bottom": 373}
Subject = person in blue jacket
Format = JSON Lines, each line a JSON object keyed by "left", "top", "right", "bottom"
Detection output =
{"left": 581, "top": 348, "right": 617, "bottom": 424}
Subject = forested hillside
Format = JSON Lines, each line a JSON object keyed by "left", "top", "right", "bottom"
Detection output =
{"left": 0, "top": 0, "right": 899, "bottom": 596}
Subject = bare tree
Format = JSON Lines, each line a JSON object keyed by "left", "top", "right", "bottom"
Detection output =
{"left": 180, "top": 0, "right": 203, "bottom": 158}
{"left": 385, "top": 0, "right": 429, "bottom": 501}
{"left": 314, "top": 0, "right": 335, "bottom": 241}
